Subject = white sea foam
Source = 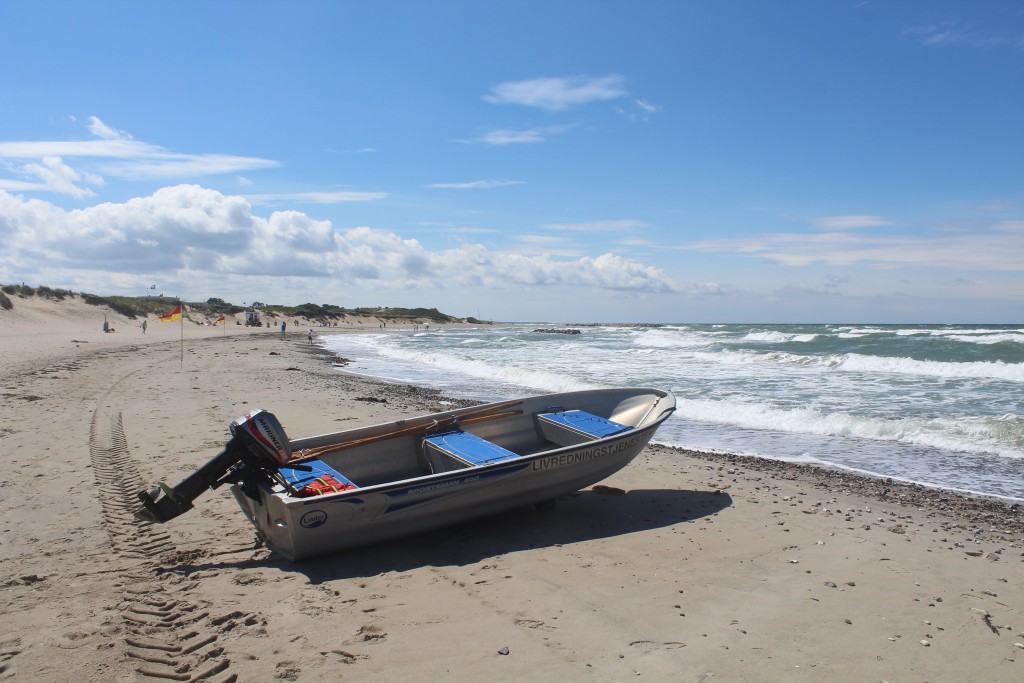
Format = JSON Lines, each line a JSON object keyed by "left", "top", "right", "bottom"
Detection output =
{"left": 840, "top": 326, "right": 891, "bottom": 335}
{"left": 665, "top": 345, "right": 1024, "bottom": 382}
{"left": 630, "top": 328, "right": 712, "bottom": 349}
{"left": 742, "top": 331, "right": 785, "bottom": 342}
{"left": 321, "top": 323, "right": 1024, "bottom": 498}
{"left": 674, "top": 397, "right": 1024, "bottom": 460}
{"left": 837, "top": 353, "right": 1024, "bottom": 382}
{"left": 943, "top": 332, "right": 1024, "bottom": 345}
{"left": 886, "top": 327, "right": 1024, "bottom": 344}
{"left": 351, "top": 339, "right": 599, "bottom": 394}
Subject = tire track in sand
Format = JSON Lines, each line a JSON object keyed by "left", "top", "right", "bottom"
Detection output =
{"left": 90, "top": 410, "right": 175, "bottom": 559}
{"left": 90, "top": 372, "right": 240, "bottom": 683}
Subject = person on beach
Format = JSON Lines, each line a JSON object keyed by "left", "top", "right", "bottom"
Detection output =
{"left": 281, "top": 321, "right": 286, "bottom": 338}
{"left": 307, "top": 329, "right": 313, "bottom": 345}
{"left": 140, "top": 319, "right": 147, "bottom": 334}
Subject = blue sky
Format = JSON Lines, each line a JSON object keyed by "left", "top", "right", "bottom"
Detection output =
{"left": 1, "top": 0, "right": 1022, "bottom": 323}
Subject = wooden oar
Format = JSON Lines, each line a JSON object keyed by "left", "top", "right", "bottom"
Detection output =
{"left": 286, "top": 401, "right": 525, "bottom": 465}
{"left": 289, "top": 409, "right": 523, "bottom": 464}
{"left": 289, "top": 419, "right": 449, "bottom": 464}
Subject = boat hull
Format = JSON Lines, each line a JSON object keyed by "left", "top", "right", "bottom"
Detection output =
{"left": 232, "top": 388, "right": 674, "bottom": 561}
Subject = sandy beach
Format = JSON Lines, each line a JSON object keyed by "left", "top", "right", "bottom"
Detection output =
{"left": 2, "top": 294, "right": 1023, "bottom": 682}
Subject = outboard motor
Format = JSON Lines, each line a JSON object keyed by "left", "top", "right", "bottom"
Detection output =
{"left": 136, "top": 409, "right": 292, "bottom": 523}
{"left": 230, "top": 409, "right": 293, "bottom": 468}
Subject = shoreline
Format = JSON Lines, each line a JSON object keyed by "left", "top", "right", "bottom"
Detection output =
{"left": 3, "top": 295, "right": 1024, "bottom": 681}
{"left": 304, "top": 328, "right": 1024, "bottom": 530}
{"left": 300, "top": 334, "right": 1024, "bottom": 537}
{"left": 311, "top": 321, "right": 1024, "bottom": 504}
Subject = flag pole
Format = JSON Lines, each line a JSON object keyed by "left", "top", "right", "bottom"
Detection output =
{"left": 180, "top": 297, "right": 184, "bottom": 370}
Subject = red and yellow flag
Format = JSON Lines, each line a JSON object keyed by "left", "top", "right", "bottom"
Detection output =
{"left": 158, "top": 305, "right": 182, "bottom": 322}
{"left": 214, "top": 315, "right": 225, "bottom": 325}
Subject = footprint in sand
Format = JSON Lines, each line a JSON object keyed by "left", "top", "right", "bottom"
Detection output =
{"left": 0, "top": 637, "right": 22, "bottom": 675}
{"left": 353, "top": 624, "right": 387, "bottom": 642}
{"left": 514, "top": 618, "right": 552, "bottom": 631}
{"left": 275, "top": 660, "right": 302, "bottom": 680}
{"left": 321, "top": 649, "right": 368, "bottom": 664}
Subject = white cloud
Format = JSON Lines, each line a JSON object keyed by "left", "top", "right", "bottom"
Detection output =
{"left": 100, "top": 153, "right": 279, "bottom": 180}
{"left": 0, "top": 178, "right": 46, "bottom": 192}
{"left": 689, "top": 221, "right": 1024, "bottom": 271}
{"left": 904, "top": 22, "right": 1024, "bottom": 50}
{"left": 541, "top": 219, "right": 647, "bottom": 233}
{"left": 23, "top": 156, "right": 103, "bottom": 198}
{"left": 812, "top": 215, "right": 893, "bottom": 230}
{"left": 479, "top": 129, "right": 544, "bottom": 145}
{"left": 484, "top": 75, "right": 628, "bottom": 111}
{"left": 615, "top": 98, "right": 660, "bottom": 122}
{"left": 0, "top": 155, "right": 105, "bottom": 198}
{"left": 328, "top": 147, "right": 377, "bottom": 155}
{"left": 685, "top": 281, "right": 735, "bottom": 296}
{"left": 994, "top": 219, "right": 1024, "bottom": 234}
{"left": 635, "top": 99, "right": 658, "bottom": 114}
{"left": 467, "top": 125, "right": 572, "bottom": 145}
{"left": 87, "top": 116, "right": 133, "bottom": 141}
{"left": 514, "top": 234, "right": 570, "bottom": 246}
{"left": 246, "top": 190, "right": 388, "bottom": 205}
{"left": 576, "top": 253, "right": 676, "bottom": 291}
{"left": 0, "top": 119, "right": 280, "bottom": 193}
{"left": 776, "top": 274, "right": 849, "bottom": 297}
{"left": 0, "top": 139, "right": 158, "bottom": 159}
{"left": 443, "top": 226, "right": 499, "bottom": 235}
{"left": 425, "top": 179, "right": 525, "bottom": 189}
{"left": 0, "top": 185, "right": 682, "bottom": 296}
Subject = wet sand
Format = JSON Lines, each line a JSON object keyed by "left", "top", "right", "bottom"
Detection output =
{"left": 1, "top": 295, "right": 1022, "bottom": 681}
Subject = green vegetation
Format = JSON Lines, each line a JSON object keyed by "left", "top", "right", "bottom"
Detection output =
{"left": 353, "top": 306, "right": 458, "bottom": 323}
{"left": 261, "top": 303, "right": 460, "bottom": 324}
{"left": 204, "top": 297, "right": 244, "bottom": 315}
{"left": 1, "top": 283, "right": 74, "bottom": 310}
{"left": 96, "top": 297, "right": 140, "bottom": 320}
{"left": 0, "top": 282, "right": 466, "bottom": 323}
{"left": 36, "top": 285, "right": 73, "bottom": 300}
{"left": 2, "top": 284, "right": 26, "bottom": 297}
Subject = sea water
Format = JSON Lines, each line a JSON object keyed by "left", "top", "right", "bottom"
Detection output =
{"left": 320, "top": 324, "right": 1024, "bottom": 501}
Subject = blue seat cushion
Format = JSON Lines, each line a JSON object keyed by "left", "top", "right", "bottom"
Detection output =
{"left": 537, "top": 410, "right": 632, "bottom": 438}
{"left": 422, "top": 430, "right": 519, "bottom": 466}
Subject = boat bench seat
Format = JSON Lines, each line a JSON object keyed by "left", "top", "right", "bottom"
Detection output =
{"left": 278, "top": 458, "right": 359, "bottom": 497}
{"left": 535, "top": 409, "right": 633, "bottom": 447}
{"left": 422, "top": 429, "right": 519, "bottom": 472}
